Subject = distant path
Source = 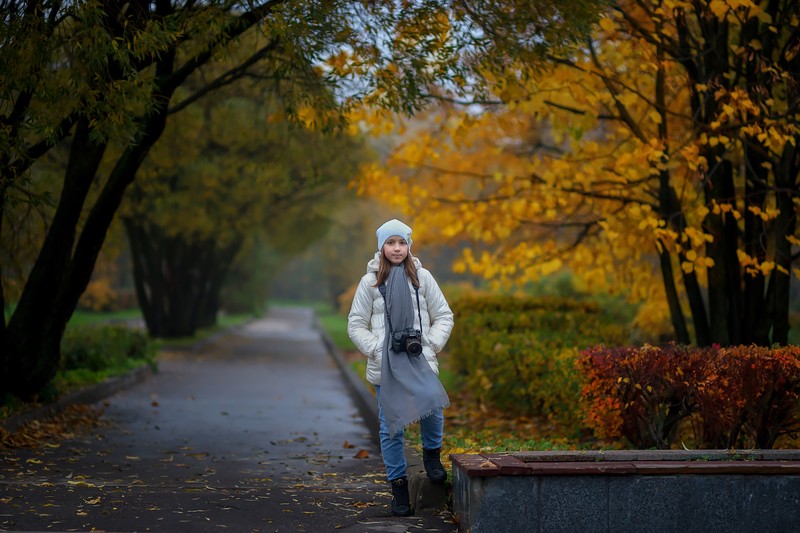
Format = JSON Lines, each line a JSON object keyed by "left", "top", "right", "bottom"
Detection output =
{"left": 0, "top": 307, "right": 455, "bottom": 532}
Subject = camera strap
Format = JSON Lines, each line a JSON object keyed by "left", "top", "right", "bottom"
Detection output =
{"left": 378, "top": 282, "right": 423, "bottom": 336}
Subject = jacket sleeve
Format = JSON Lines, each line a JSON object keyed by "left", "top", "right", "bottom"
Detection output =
{"left": 420, "top": 269, "right": 454, "bottom": 353}
{"left": 347, "top": 275, "right": 381, "bottom": 358}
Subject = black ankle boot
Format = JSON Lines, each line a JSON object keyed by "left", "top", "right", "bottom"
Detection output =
{"left": 423, "top": 448, "right": 447, "bottom": 483}
{"left": 390, "top": 476, "right": 412, "bottom": 516}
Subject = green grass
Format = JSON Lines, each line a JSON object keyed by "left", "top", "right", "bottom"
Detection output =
{"left": 53, "top": 357, "right": 154, "bottom": 392}
{"left": 151, "top": 312, "right": 254, "bottom": 349}
{"left": 443, "top": 433, "right": 575, "bottom": 453}
{"left": 267, "top": 298, "right": 334, "bottom": 314}
{"left": 67, "top": 309, "right": 142, "bottom": 328}
{"left": 317, "top": 313, "right": 356, "bottom": 351}
{"left": 7, "top": 305, "right": 239, "bottom": 323}
{"left": 65, "top": 308, "right": 255, "bottom": 350}
{"left": 350, "top": 359, "right": 368, "bottom": 382}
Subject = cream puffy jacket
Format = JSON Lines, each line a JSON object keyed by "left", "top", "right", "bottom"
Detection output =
{"left": 347, "top": 252, "right": 454, "bottom": 385}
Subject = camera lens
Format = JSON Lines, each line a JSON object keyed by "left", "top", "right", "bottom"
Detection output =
{"left": 406, "top": 339, "right": 422, "bottom": 356}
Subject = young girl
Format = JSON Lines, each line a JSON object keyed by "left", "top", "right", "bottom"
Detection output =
{"left": 347, "top": 219, "right": 454, "bottom": 517}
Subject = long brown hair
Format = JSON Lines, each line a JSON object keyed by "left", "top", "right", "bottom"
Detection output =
{"left": 374, "top": 253, "right": 419, "bottom": 289}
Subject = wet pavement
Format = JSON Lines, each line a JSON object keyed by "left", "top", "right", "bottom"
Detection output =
{"left": 0, "top": 307, "right": 457, "bottom": 532}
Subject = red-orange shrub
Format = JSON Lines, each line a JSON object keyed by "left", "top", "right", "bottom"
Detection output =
{"left": 578, "top": 344, "right": 701, "bottom": 449}
{"left": 578, "top": 344, "right": 800, "bottom": 449}
{"left": 694, "top": 345, "right": 800, "bottom": 448}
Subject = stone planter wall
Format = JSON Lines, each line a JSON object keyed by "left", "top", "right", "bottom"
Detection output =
{"left": 451, "top": 450, "right": 800, "bottom": 533}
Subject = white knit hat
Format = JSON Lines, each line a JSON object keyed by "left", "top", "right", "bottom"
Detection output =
{"left": 376, "top": 219, "right": 413, "bottom": 251}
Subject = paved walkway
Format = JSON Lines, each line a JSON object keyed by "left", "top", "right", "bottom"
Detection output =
{"left": 0, "top": 307, "right": 456, "bottom": 532}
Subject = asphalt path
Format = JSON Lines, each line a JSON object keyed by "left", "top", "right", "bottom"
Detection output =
{"left": 0, "top": 307, "right": 457, "bottom": 532}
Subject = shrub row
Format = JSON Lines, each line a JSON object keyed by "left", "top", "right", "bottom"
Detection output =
{"left": 61, "top": 324, "right": 154, "bottom": 373}
{"left": 449, "top": 295, "right": 630, "bottom": 430}
{"left": 578, "top": 344, "right": 800, "bottom": 449}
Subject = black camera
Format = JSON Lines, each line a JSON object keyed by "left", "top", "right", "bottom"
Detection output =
{"left": 391, "top": 327, "right": 423, "bottom": 356}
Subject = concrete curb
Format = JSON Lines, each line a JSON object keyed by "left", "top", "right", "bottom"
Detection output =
{"left": 314, "top": 315, "right": 449, "bottom": 512}
{"left": 1, "top": 364, "right": 154, "bottom": 433}
{"left": 1, "top": 319, "right": 254, "bottom": 434}
{"left": 315, "top": 318, "right": 380, "bottom": 439}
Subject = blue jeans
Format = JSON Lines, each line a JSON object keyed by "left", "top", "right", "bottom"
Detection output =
{"left": 374, "top": 385, "right": 444, "bottom": 482}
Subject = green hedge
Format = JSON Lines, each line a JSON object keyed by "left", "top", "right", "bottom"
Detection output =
{"left": 60, "top": 325, "right": 154, "bottom": 373}
{"left": 449, "top": 294, "right": 630, "bottom": 431}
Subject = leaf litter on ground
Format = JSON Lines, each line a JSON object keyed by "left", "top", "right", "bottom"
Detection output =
{"left": 0, "top": 404, "right": 106, "bottom": 450}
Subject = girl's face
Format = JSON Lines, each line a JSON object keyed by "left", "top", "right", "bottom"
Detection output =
{"left": 382, "top": 237, "right": 409, "bottom": 265}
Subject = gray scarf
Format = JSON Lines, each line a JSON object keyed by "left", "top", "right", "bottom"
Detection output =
{"left": 380, "top": 264, "right": 450, "bottom": 437}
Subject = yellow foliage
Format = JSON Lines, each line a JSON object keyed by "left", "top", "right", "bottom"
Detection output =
{"left": 350, "top": 0, "right": 798, "bottom": 337}
{"left": 80, "top": 278, "right": 116, "bottom": 312}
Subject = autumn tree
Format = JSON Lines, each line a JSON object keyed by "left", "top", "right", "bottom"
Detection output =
{"left": 0, "top": 0, "right": 600, "bottom": 396}
{"left": 356, "top": 0, "right": 799, "bottom": 347}
{"left": 0, "top": 1, "right": 410, "bottom": 395}
{"left": 651, "top": 0, "right": 799, "bottom": 345}
{"left": 0, "top": 0, "right": 296, "bottom": 396}
{"left": 122, "top": 88, "right": 366, "bottom": 337}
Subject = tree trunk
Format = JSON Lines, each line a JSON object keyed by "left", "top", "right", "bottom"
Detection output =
{"left": 197, "top": 242, "right": 241, "bottom": 329}
{"left": 658, "top": 246, "right": 689, "bottom": 344}
{"left": 125, "top": 219, "right": 165, "bottom": 336}
{"left": 0, "top": 182, "right": 7, "bottom": 380}
{"left": 657, "top": 170, "right": 710, "bottom": 346}
{"left": 1, "top": 2, "right": 279, "bottom": 395}
{"left": 2, "top": 57, "right": 173, "bottom": 396}
{"left": 742, "top": 142, "right": 769, "bottom": 345}
{"left": 699, "top": 12, "right": 733, "bottom": 345}
{"left": 703, "top": 159, "right": 741, "bottom": 345}
{"left": 771, "top": 143, "right": 798, "bottom": 345}
{"left": 3, "top": 119, "right": 107, "bottom": 396}
{"left": 125, "top": 219, "right": 243, "bottom": 338}
{"left": 653, "top": 43, "right": 706, "bottom": 346}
